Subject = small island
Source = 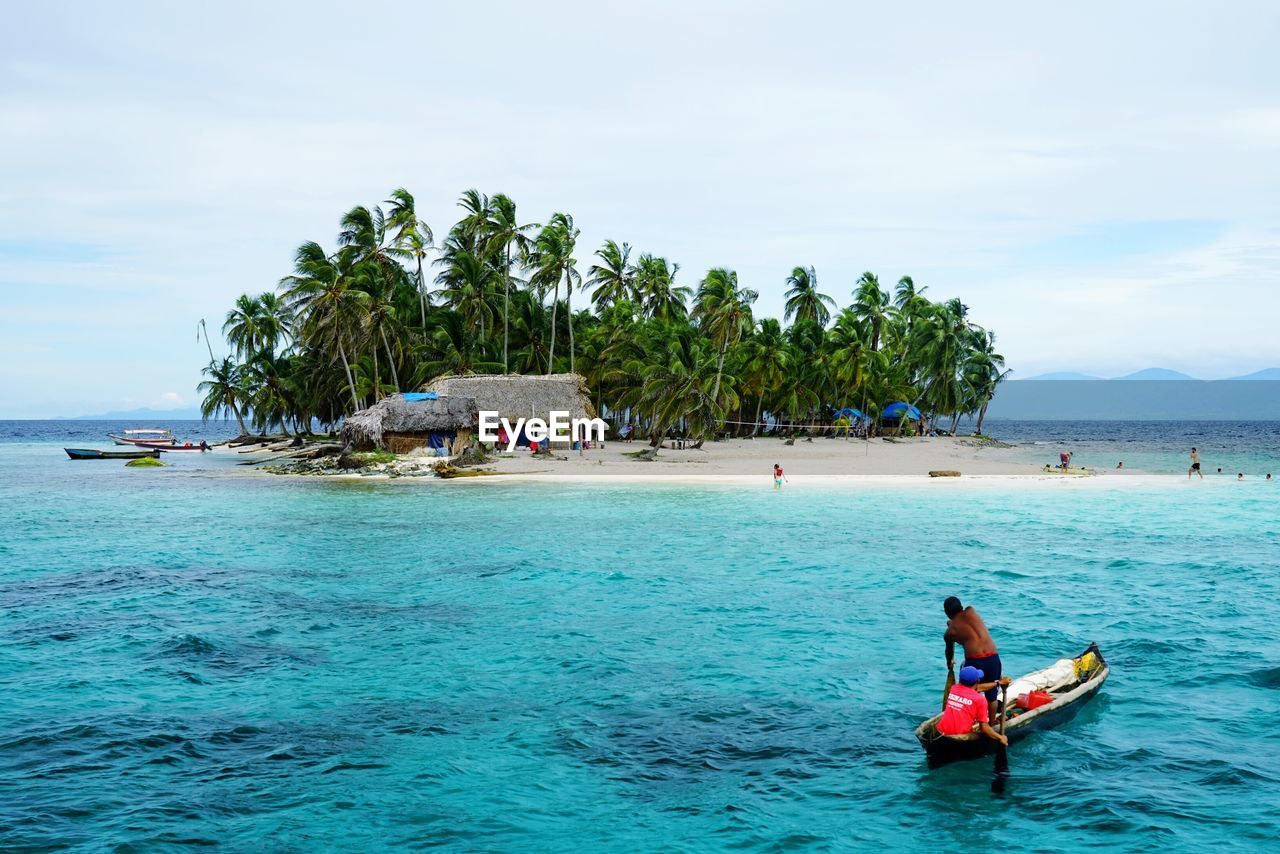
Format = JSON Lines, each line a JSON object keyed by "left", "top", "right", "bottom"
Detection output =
{"left": 204, "top": 187, "right": 1009, "bottom": 478}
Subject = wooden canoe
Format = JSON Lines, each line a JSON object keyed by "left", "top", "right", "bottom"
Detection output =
{"left": 143, "top": 441, "right": 210, "bottom": 452}
{"left": 915, "top": 642, "right": 1108, "bottom": 767}
{"left": 65, "top": 448, "right": 161, "bottom": 460}
{"left": 108, "top": 432, "right": 176, "bottom": 446}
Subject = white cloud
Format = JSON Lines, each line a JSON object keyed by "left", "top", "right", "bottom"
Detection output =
{"left": 3, "top": 1, "right": 1280, "bottom": 415}
{"left": 153, "top": 392, "right": 184, "bottom": 408}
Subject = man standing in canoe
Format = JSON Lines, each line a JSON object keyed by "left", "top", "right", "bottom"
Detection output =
{"left": 944, "top": 596, "right": 1002, "bottom": 724}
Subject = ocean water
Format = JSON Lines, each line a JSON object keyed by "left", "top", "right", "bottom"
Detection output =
{"left": 2, "top": 423, "right": 1279, "bottom": 851}
{"left": 984, "top": 419, "right": 1280, "bottom": 476}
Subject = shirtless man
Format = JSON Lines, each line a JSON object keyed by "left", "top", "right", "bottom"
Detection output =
{"left": 944, "top": 596, "right": 1002, "bottom": 724}
{"left": 1189, "top": 447, "right": 1202, "bottom": 479}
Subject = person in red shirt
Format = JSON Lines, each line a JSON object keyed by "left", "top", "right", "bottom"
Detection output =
{"left": 937, "top": 665, "right": 1010, "bottom": 744}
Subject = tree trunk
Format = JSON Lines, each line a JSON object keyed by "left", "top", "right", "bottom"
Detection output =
{"left": 380, "top": 327, "right": 400, "bottom": 391}
{"left": 228, "top": 397, "right": 248, "bottom": 436}
{"left": 567, "top": 285, "right": 575, "bottom": 375}
{"left": 547, "top": 279, "right": 560, "bottom": 374}
{"left": 337, "top": 340, "right": 359, "bottom": 412}
{"left": 712, "top": 344, "right": 726, "bottom": 405}
{"left": 975, "top": 397, "right": 990, "bottom": 435}
{"left": 372, "top": 347, "right": 380, "bottom": 402}
{"left": 752, "top": 396, "right": 763, "bottom": 436}
{"left": 417, "top": 256, "right": 427, "bottom": 337}
{"left": 503, "top": 243, "right": 511, "bottom": 374}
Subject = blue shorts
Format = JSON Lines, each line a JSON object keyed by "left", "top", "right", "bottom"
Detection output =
{"left": 964, "top": 653, "right": 1002, "bottom": 704}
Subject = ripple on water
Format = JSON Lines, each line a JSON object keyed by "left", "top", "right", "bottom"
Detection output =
{"left": 5, "top": 440, "right": 1280, "bottom": 849}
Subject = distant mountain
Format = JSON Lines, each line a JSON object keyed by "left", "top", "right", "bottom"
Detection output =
{"left": 59, "top": 406, "right": 207, "bottom": 420}
{"left": 1226, "top": 368, "right": 1280, "bottom": 381}
{"left": 1112, "top": 368, "right": 1198, "bottom": 381}
{"left": 1017, "top": 371, "right": 1104, "bottom": 381}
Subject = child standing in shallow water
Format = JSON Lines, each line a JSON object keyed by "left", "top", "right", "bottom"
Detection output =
{"left": 773, "top": 463, "right": 787, "bottom": 489}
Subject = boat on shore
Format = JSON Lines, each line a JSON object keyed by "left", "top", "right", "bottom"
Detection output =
{"left": 915, "top": 642, "right": 1108, "bottom": 766}
{"left": 65, "top": 448, "right": 162, "bottom": 460}
{"left": 110, "top": 429, "right": 176, "bottom": 446}
{"left": 147, "top": 440, "right": 210, "bottom": 452}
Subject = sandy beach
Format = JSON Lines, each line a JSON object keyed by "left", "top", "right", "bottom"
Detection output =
{"left": 237, "top": 434, "right": 1166, "bottom": 484}
{"left": 479, "top": 436, "right": 1040, "bottom": 477}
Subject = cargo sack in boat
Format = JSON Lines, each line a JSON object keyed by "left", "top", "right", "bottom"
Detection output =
{"left": 1074, "top": 651, "right": 1099, "bottom": 679}
{"left": 1016, "top": 690, "right": 1054, "bottom": 711}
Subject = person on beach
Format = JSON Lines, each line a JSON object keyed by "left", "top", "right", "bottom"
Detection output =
{"left": 773, "top": 463, "right": 787, "bottom": 489}
{"left": 1237, "top": 473, "right": 1245, "bottom": 481}
{"left": 944, "top": 596, "right": 1002, "bottom": 724}
{"left": 1116, "top": 462, "right": 1123, "bottom": 470}
{"left": 1059, "top": 450, "right": 1072, "bottom": 470}
{"left": 937, "top": 665, "right": 1010, "bottom": 744}
{"left": 1189, "top": 448, "right": 1202, "bottom": 479}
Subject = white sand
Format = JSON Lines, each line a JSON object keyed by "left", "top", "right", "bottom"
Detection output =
{"left": 468, "top": 436, "right": 1101, "bottom": 480}
{"left": 234, "top": 435, "right": 1189, "bottom": 486}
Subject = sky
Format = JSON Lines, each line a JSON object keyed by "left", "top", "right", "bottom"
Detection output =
{"left": 3, "top": 1, "right": 1280, "bottom": 417}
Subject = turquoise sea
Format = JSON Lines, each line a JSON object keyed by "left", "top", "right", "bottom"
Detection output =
{"left": 3, "top": 423, "right": 1279, "bottom": 851}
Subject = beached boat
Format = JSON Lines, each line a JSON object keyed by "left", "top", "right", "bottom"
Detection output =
{"left": 915, "top": 643, "right": 1108, "bottom": 766}
{"left": 65, "top": 448, "right": 161, "bottom": 460}
{"left": 146, "top": 440, "right": 210, "bottom": 452}
{"left": 110, "top": 429, "right": 176, "bottom": 446}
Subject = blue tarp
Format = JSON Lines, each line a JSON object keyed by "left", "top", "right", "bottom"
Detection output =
{"left": 402, "top": 392, "right": 439, "bottom": 402}
{"left": 881, "top": 402, "right": 921, "bottom": 420}
{"left": 426, "top": 430, "right": 456, "bottom": 449}
{"left": 833, "top": 407, "right": 865, "bottom": 419}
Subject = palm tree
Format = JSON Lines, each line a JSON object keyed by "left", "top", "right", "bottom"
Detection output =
{"left": 853, "top": 271, "right": 891, "bottom": 352}
{"left": 530, "top": 212, "right": 581, "bottom": 374}
{"left": 363, "top": 270, "right": 406, "bottom": 394}
{"left": 241, "top": 350, "right": 297, "bottom": 435}
{"left": 255, "top": 292, "right": 292, "bottom": 356}
{"left": 484, "top": 193, "right": 536, "bottom": 373}
{"left": 434, "top": 250, "right": 498, "bottom": 338}
{"left": 634, "top": 254, "right": 690, "bottom": 321}
{"left": 338, "top": 205, "right": 392, "bottom": 270}
{"left": 198, "top": 357, "right": 249, "bottom": 435}
{"left": 417, "top": 310, "right": 503, "bottom": 378}
{"left": 912, "top": 298, "right": 974, "bottom": 431}
{"left": 216, "top": 190, "right": 1010, "bottom": 442}
{"left": 588, "top": 240, "right": 634, "bottom": 308}
{"left": 280, "top": 242, "right": 369, "bottom": 412}
{"left": 783, "top": 266, "right": 835, "bottom": 327}
{"left": 223, "top": 294, "right": 266, "bottom": 359}
{"left": 693, "top": 267, "right": 757, "bottom": 409}
{"left": 386, "top": 188, "right": 434, "bottom": 333}
{"left": 455, "top": 189, "right": 491, "bottom": 238}
{"left": 966, "top": 329, "right": 1008, "bottom": 436}
{"left": 742, "top": 318, "right": 789, "bottom": 435}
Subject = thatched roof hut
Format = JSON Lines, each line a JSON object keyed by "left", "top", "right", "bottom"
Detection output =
{"left": 342, "top": 393, "right": 478, "bottom": 453}
{"left": 421, "top": 373, "right": 596, "bottom": 446}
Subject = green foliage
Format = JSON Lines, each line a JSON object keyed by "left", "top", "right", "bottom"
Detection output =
{"left": 206, "top": 187, "right": 1007, "bottom": 443}
{"left": 125, "top": 457, "right": 165, "bottom": 467}
{"left": 351, "top": 450, "right": 397, "bottom": 466}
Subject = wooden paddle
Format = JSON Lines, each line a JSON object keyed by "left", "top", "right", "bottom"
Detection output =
{"left": 942, "top": 663, "right": 955, "bottom": 708}
{"left": 993, "top": 680, "right": 1009, "bottom": 775}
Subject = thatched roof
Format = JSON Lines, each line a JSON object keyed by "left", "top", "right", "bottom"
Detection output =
{"left": 421, "top": 373, "right": 596, "bottom": 424}
{"left": 342, "top": 394, "right": 478, "bottom": 451}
